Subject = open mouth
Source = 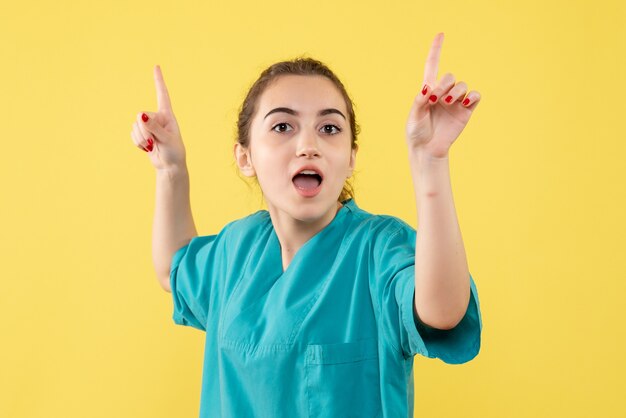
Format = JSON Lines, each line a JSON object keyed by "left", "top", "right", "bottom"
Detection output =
{"left": 292, "top": 171, "right": 323, "bottom": 190}
{"left": 292, "top": 171, "right": 323, "bottom": 199}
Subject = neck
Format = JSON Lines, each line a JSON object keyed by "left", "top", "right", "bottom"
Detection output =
{"left": 267, "top": 200, "right": 343, "bottom": 267}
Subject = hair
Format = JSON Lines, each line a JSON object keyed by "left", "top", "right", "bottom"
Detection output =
{"left": 235, "top": 56, "right": 360, "bottom": 204}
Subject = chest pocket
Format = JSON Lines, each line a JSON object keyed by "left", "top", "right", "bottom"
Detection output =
{"left": 305, "top": 337, "right": 382, "bottom": 418}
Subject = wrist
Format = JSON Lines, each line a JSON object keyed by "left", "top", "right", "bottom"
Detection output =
{"left": 157, "top": 165, "right": 189, "bottom": 182}
{"left": 409, "top": 148, "right": 449, "bottom": 166}
{"left": 408, "top": 148, "right": 451, "bottom": 192}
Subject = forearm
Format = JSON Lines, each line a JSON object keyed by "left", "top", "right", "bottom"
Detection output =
{"left": 409, "top": 151, "right": 470, "bottom": 330}
{"left": 152, "top": 166, "right": 198, "bottom": 288}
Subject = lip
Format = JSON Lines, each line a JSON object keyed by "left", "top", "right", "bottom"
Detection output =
{"left": 291, "top": 164, "right": 324, "bottom": 182}
{"left": 292, "top": 164, "right": 324, "bottom": 198}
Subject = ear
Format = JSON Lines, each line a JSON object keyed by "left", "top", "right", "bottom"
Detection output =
{"left": 347, "top": 144, "right": 358, "bottom": 178}
{"left": 234, "top": 143, "right": 256, "bottom": 177}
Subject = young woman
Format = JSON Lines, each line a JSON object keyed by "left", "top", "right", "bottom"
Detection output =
{"left": 131, "top": 32, "right": 483, "bottom": 418}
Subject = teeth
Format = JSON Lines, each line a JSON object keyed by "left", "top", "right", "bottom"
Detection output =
{"left": 299, "top": 170, "right": 318, "bottom": 175}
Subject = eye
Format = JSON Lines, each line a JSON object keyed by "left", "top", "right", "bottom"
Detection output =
{"left": 321, "top": 124, "right": 342, "bottom": 135}
{"left": 271, "top": 122, "right": 293, "bottom": 133}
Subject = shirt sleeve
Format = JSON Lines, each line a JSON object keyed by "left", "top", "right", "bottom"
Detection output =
{"left": 373, "top": 222, "right": 483, "bottom": 364}
{"left": 169, "top": 234, "right": 223, "bottom": 332}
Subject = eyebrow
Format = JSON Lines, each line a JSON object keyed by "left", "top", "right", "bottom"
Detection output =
{"left": 263, "top": 107, "right": 346, "bottom": 121}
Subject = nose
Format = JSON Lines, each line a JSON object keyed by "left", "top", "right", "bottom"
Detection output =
{"left": 296, "top": 130, "right": 321, "bottom": 158}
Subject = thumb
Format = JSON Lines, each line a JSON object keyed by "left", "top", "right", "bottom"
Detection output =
{"left": 407, "top": 82, "right": 432, "bottom": 124}
{"left": 140, "top": 111, "right": 169, "bottom": 142}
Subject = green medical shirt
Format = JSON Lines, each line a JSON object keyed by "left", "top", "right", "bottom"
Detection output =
{"left": 169, "top": 198, "right": 482, "bottom": 417}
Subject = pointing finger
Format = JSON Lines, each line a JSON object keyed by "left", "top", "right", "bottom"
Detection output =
{"left": 154, "top": 65, "right": 173, "bottom": 114}
{"left": 423, "top": 32, "right": 444, "bottom": 86}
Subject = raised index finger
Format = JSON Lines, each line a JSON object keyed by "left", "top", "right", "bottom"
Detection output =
{"left": 423, "top": 32, "right": 444, "bottom": 86}
{"left": 153, "top": 65, "right": 173, "bottom": 113}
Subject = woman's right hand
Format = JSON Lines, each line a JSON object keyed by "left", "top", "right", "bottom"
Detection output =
{"left": 131, "top": 65, "right": 187, "bottom": 172}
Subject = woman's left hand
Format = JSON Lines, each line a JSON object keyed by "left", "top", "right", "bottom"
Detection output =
{"left": 405, "top": 33, "right": 481, "bottom": 159}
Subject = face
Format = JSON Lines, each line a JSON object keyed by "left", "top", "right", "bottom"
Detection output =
{"left": 235, "top": 75, "right": 357, "bottom": 223}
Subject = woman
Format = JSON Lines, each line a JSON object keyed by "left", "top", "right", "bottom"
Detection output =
{"left": 131, "top": 32, "right": 483, "bottom": 418}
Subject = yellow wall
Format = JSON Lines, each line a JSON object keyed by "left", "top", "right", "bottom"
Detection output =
{"left": 1, "top": 0, "right": 624, "bottom": 416}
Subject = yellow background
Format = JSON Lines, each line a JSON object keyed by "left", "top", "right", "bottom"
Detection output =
{"left": 1, "top": 0, "right": 624, "bottom": 416}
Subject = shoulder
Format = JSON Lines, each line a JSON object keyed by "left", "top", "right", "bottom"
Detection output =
{"left": 344, "top": 202, "right": 416, "bottom": 283}
{"left": 345, "top": 201, "right": 416, "bottom": 243}
{"left": 219, "top": 209, "right": 272, "bottom": 244}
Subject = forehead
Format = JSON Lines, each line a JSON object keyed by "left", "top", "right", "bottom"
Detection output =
{"left": 258, "top": 75, "right": 347, "bottom": 114}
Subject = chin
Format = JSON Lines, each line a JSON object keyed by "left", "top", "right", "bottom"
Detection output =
{"left": 292, "top": 205, "right": 323, "bottom": 219}
{"left": 296, "top": 198, "right": 341, "bottom": 217}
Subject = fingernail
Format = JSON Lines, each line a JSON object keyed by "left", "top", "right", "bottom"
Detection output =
{"left": 141, "top": 146, "right": 149, "bottom": 152}
{"left": 147, "top": 137, "right": 154, "bottom": 146}
{"left": 142, "top": 113, "right": 149, "bottom": 122}
{"left": 445, "top": 95, "right": 453, "bottom": 103}
{"left": 146, "top": 143, "right": 153, "bottom": 152}
{"left": 462, "top": 98, "right": 470, "bottom": 106}
{"left": 421, "top": 84, "right": 428, "bottom": 95}
{"left": 429, "top": 95, "right": 437, "bottom": 103}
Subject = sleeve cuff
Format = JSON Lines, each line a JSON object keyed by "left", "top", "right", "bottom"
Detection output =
{"left": 400, "top": 273, "right": 482, "bottom": 364}
{"left": 169, "top": 242, "right": 207, "bottom": 330}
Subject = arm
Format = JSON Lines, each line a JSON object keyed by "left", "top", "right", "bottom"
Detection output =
{"left": 404, "top": 33, "right": 481, "bottom": 330}
{"left": 132, "top": 65, "right": 198, "bottom": 292}
{"left": 152, "top": 166, "right": 198, "bottom": 292}
{"left": 410, "top": 151, "right": 469, "bottom": 330}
